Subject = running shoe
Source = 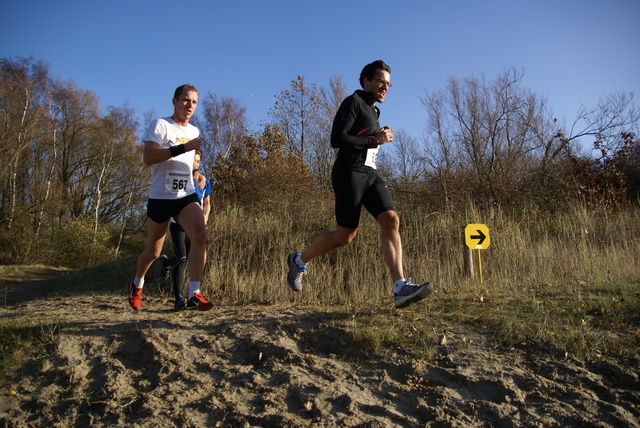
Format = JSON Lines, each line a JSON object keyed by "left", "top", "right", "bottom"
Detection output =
{"left": 186, "top": 292, "right": 214, "bottom": 311}
{"left": 287, "top": 253, "right": 306, "bottom": 292}
{"left": 174, "top": 295, "right": 187, "bottom": 311}
{"left": 159, "top": 255, "right": 171, "bottom": 279}
{"left": 394, "top": 281, "right": 434, "bottom": 309}
{"left": 128, "top": 280, "right": 142, "bottom": 311}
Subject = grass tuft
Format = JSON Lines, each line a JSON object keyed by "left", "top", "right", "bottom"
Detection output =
{"left": 0, "top": 319, "right": 61, "bottom": 386}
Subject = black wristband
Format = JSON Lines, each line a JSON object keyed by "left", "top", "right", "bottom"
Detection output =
{"left": 169, "top": 144, "right": 186, "bottom": 157}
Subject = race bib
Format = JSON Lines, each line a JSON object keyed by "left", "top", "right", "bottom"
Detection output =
{"left": 164, "top": 171, "right": 191, "bottom": 195}
{"left": 364, "top": 147, "right": 379, "bottom": 169}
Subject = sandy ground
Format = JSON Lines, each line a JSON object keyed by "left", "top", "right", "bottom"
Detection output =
{"left": 1, "top": 271, "right": 639, "bottom": 427}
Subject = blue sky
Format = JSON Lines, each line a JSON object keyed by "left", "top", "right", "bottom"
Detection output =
{"left": 2, "top": 0, "right": 639, "bottom": 144}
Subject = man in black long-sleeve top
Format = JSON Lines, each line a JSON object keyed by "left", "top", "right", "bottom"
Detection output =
{"left": 287, "top": 60, "right": 434, "bottom": 309}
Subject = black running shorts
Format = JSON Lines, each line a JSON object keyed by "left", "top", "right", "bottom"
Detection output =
{"left": 146, "top": 193, "right": 199, "bottom": 224}
{"left": 332, "top": 167, "right": 395, "bottom": 229}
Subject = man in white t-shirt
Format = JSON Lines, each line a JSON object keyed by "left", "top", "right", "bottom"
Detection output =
{"left": 128, "top": 84, "right": 213, "bottom": 311}
{"left": 159, "top": 149, "right": 213, "bottom": 311}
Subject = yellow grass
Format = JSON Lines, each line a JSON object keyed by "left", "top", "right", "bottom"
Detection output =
{"left": 195, "top": 201, "right": 640, "bottom": 359}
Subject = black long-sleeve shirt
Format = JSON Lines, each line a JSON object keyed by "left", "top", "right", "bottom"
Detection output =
{"left": 331, "top": 90, "right": 381, "bottom": 171}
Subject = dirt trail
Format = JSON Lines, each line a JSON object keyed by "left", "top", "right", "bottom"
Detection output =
{"left": 1, "top": 272, "right": 639, "bottom": 427}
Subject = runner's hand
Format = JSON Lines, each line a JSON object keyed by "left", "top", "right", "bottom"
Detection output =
{"left": 184, "top": 137, "right": 202, "bottom": 152}
{"left": 375, "top": 126, "right": 393, "bottom": 145}
{"left": 195, "top": 171, "right": 206, "bottom": 189}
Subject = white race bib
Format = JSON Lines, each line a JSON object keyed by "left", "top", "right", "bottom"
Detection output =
{"left": 364, "top": 147, "right": 379, "bottom": 169}
{"left": 164, "top": 170, "right": 191, "bottom": 195}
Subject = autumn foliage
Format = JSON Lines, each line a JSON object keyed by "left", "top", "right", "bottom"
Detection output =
{"left": 209, "top": 124, "right": 317, "bottom": 215}
{"left": 565, "top": 132, "right": 638, "bottom": 213}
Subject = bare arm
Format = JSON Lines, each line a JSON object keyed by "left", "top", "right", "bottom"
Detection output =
{"left": 195, "top": 171, "right": 206, "bottom": 188}
{"left": 142, "top": 137, "right": 202, "bottom": 166}
{"left": 202, "top": 195, "right": 211, "bottom": 225}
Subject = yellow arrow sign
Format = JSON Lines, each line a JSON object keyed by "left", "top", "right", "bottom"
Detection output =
{"left": 465, "top": 224, "right": 490, "bottom": 249}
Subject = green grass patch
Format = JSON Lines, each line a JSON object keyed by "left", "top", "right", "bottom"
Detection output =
{"left": 0, "top": 318, "right": 61, "bottom": 387}
{"left": 433, "top": 278, "right": 640, "bottom": 360}
{"left": 329, "top": 306, "right": 441, "bottom": 362}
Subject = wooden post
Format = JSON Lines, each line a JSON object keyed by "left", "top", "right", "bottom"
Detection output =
{"left": 461, "top": 227, "right": 475, "bottom": 278}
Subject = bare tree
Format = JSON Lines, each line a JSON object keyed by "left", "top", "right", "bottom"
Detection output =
{"left": 198, "top": 92, "right": 249, "bottom": 174}
{"left": 378, "top": 129, "right": 426, "bottom": 187}
{"left": 47, "top": 79, "right": 100, "bottom": 219}
{"left": 270, "top": 75, "right": 322, "bottom": 161}
{"left": 313, "top": 75, "right": 347, "bottom": 190}
{"left": 0, "top": 57, "right": 50, "bottom": 226}
{"left": 421, "top": 67, "right": 639, "bottom": 209}
{"left": 0, "top": 56, "right": 153, "bottom": 265}
{"left": 421, "top": 68, "right": 555, "bottom": 207}
{"left": 554, "top": 92, "right": 638, "bottom": 161}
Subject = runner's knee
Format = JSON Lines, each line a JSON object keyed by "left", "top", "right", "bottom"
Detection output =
{"left": 377, "top": 211, "right": 400, "bottom": 231}
{"left": 189, "top": 228, "right": 207, "bottom": 247}
{"left": 336, "top": 229, "right": 358, "bottom": 246}
{"left": 147, "top": 244, "right": 164, "bottom": 260}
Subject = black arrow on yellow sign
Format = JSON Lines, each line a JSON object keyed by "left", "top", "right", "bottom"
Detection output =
{"left": 470, "top": 229, "right": 487, "bottom": 246}
{"left": 465, "top": 224, "right": 490, "bottom": 250}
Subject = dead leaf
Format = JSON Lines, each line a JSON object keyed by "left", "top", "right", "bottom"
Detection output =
{"left": 439, "top": 334, "right": 447, "bottom": 346}
{"left": 302, "top": 401, "right": 313, "bottom": 412}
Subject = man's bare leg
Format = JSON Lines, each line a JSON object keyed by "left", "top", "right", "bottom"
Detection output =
{"left": 377, "top": 210, "right": 403, "bottom": 283}
{"left": 300, "top": 226, "right": 358, "bottom": 264}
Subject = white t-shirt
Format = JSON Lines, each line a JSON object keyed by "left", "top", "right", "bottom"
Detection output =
{"left": 144, "top": 117, "right": 198, "bottom": 200}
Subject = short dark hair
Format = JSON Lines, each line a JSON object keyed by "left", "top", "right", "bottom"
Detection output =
{"left": 173, "top": 84, "right": 198, "bottom": 100}
{"left": 359, "top": 60, "right": 391, "bottom": 88}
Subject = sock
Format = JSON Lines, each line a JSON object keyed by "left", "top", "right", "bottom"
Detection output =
{"left": 295, "top": 254, "right": 306, "bottom": 268}
{"left": 189, "top": 281, "right": 201, "bottom": 298}
{"left": 393, "top": 279, "right": 407, "bottom": 294}
{"left": 133, "top": 276, "right": 144, "bottom": 289}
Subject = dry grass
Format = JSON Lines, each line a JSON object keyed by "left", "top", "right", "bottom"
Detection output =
{"left": 199, "top": 201, "right": 640, "bottom": 360}
{"left": 1, "top": 201, "right": 638, "bottom": 377}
